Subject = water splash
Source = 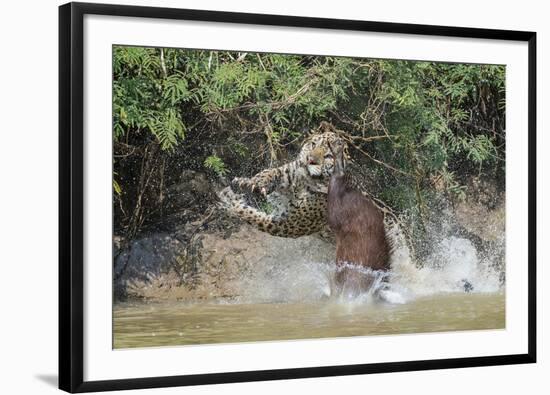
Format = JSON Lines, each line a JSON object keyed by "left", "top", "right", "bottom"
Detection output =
{"left": 229, "top": 231, "right": 503, "bottom": 305}
{"left": 389, "top": 236, "right": 502, "bottom": 301}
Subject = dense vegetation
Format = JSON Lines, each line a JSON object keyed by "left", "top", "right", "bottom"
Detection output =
{"left": 113, "top": 46, "right": 505, "bottom": 238}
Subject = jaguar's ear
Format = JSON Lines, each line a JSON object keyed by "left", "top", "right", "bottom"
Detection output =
{"left": 303, "top": 126, "right": 317, "bottom": 141}
{"left": 317, "top": 121, "right": 334, "bottom": 134}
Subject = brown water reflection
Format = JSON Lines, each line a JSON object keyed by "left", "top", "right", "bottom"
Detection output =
{"left": 113, "top": 292, "right": 504, "bottom": 348}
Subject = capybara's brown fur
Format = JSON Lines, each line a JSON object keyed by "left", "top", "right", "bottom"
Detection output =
{"left": 327, "top": 141, "right": 390, "bottom": 295}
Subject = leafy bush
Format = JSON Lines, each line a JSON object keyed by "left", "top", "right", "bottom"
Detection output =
{"left": 204, "top": 155, "right": 228, "bottom": 177}
{"left": 113, "top": 46, "right": 505, "bottom": 237}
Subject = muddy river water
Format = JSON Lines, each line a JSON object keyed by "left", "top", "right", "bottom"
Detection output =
{"left": 114, "top": 292, "right": 504, "bottom": 348}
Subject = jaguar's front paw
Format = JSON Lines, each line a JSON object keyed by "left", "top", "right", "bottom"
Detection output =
{"left": 231, "top": 177, "right": 268, "bottom": 197}
{"left": 230, "top": 177, "right": 247, "bottom": 192}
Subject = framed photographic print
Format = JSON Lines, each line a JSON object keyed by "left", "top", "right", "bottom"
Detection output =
{"left": 59, "top": 2, "right": 537, "bottom": 393}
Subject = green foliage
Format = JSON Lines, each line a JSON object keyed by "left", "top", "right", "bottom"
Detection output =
{"left": 113, "top": 45, "right": 505, "bottom": 235}
{"left": 113, "top": 47, "right": 191, "bottom": 149}
{"left": 259, "top": 201, "right": 276, "bottom": 215}
{"left": 204, "top": 155, "right": 228, "bottom": 177}
{"left": 146, "top": 108, "right": 185, "bottom": 150}
{"left": 113, "top": 179, "right": 122, "bottom": 196}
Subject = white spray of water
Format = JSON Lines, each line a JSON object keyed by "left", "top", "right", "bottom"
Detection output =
{"left": 231, "top": 233, "right": 503, "bottom": 305}
{"left": 388, "top": 236, "right": 502, "bottom": 302}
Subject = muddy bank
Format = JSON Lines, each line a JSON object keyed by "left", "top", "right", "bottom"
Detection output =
{"left": 114, "top": 220, "right": 335, "bottom": 301}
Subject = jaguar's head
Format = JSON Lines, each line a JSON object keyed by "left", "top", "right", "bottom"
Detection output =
{"left": 299, "top": 130, "right": 349, "bottom": 178}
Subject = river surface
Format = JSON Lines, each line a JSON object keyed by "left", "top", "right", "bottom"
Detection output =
{"left": 113, "top": 292, "right": 504, "bottom": 348}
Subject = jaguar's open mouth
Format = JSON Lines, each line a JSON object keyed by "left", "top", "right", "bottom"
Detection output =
{"left": 307, "top": 164, "right": 323, "bottom": 177}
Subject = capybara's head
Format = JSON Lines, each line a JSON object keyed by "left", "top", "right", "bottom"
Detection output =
{"left": 327, "top": 138, "right": 347, "bottom": 177}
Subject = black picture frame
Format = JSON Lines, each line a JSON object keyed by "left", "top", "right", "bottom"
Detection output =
{"left": 59, "top": 2, "right": 537, "bottom": 393}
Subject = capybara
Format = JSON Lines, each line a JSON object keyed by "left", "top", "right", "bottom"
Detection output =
{"left": 327, "top": 140, "right": 390, "bottom": 297}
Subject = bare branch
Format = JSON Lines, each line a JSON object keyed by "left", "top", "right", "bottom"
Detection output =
{"left": 348, "top": 134, "right": 397, "bottom": 142}
{"left": 340, "top": 135, "right": 411, "bottom": 177}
